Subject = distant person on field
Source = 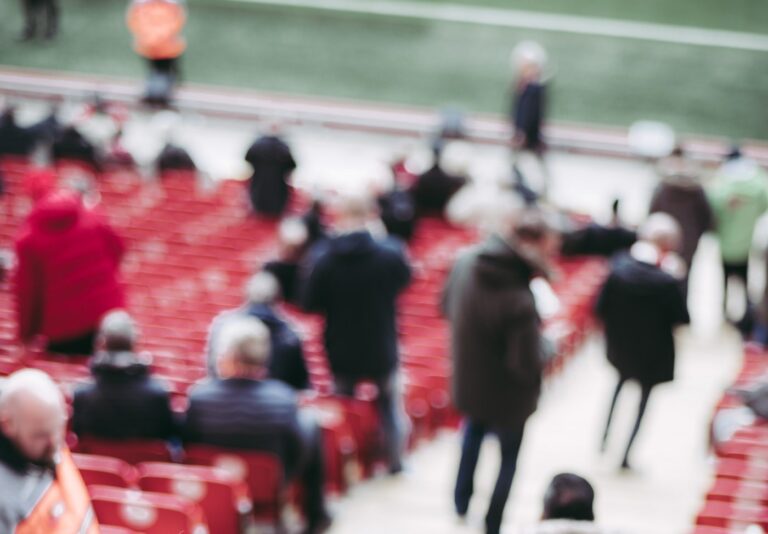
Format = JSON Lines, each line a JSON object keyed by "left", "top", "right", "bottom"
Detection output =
{"left": 509, "top": 41, "right": 549, "bottom": 195}
{"left": 708, "top": 146, "right": 768, "bottom": 335}
{"left": 72, "top": 311, "right": 177, "bottom": 441}
{"left": 14, "top": 189, "right": 125, "bottom": 355}
{"left": 245, "top": 124, "right": 297, "bottom": 216}
{"left": 18, "top": 0, "right": 58, "bottom": 41}
{"left": 596, "top": 213, "right": 689, "bottom": 470}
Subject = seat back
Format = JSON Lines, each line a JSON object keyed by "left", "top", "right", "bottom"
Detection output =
{"left": 138, "top": 462, "right": 251, "bottom": 534}
{"left": 72, "top": 453, "right": 137, "bottom": 488}
{"left": 183, "top": 444, "right": 283, "bottom": 519}
{"left": 89, "top": 485, "right": 207, "bottom": 534}
{"left": 74, "top": 438, "right": 173, "bottom": 465}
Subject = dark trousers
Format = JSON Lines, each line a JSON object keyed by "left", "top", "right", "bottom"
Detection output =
{"left": 46, "top": 330, "right": 96, "bottom": 356}
{"left": 295, "top": 411, "right": 329, "bottom": 530}
{"left": 723, "top": 260, "right": 752, "bottom": 332}
{"left": 454, "top": 419, "right": 526, "bottom": 534}
{"left": 335, "top": 371, "right": 406, "bottom": 472}
{"left": 21, "top": 0, "right": 58, "bottom": 38}
{"left": 601, "top": 377, "right": 653, "bottom": 468}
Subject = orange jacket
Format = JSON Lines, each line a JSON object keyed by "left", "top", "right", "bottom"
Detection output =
{"left": 126, "top": 0, "right": 187, "bottom": 60}
{"left": 16, "top": 449, "right": 99, "bottom": 534}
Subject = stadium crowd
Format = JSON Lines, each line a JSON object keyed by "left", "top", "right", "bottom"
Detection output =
{"left": 1, "top": 83, "right": 768, "bottom": 534}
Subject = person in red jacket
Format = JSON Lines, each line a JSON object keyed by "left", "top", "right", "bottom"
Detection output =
{"left": 14, "top": 190, "right": 125, "bottom": 355}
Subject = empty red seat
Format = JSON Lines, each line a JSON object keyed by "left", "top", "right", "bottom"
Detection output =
{"left": 183, "top": 444, "right": 284, "bottom": 521}
{"left": 138, "top": 462, "right": 251, "bottom": 534}
{"left": 74, "top": 438, "right": 174, "bottom": 465}
{"left": 89, "top": 485, "right": 207, "bottom": 534}
{"left": 72, "top": 453, "right": 137, "bottom": 488}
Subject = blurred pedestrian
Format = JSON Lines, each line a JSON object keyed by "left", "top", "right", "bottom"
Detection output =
{"left": 18, "top": 0, "right": 58, "bottom": 41}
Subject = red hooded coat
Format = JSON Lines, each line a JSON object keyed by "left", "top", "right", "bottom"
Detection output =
{"left": 14, "top": 192, "right": 125, "bottom": 343}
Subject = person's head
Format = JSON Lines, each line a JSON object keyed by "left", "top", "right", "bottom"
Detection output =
{"left": 276, "top": 217, "right": 309, "bottom": 260}
{"left": 215, "top": 316, "right": 272, "bottom": 379}
{"left": 333, "top": 189, "right": 376, "bottom": 232}
{"left": 97, "top": 310, "right": 138, "bottom": 352}
{"left": 638, "top": 212, "right": 681, "bottom": 255}
{"left": 505, "top": 206, "right": 561, "bottom": 264}
{"left": 0, "top": 369, "right": 67, "bottom": 465}
{"left": 511, "top": 41, "right": 547, "bottom": 82}
{"left": 245, "top": 271, "right": 281, "bottom": 305}
{"left": 542, "top": 473, "right": 596, "bottom": 521}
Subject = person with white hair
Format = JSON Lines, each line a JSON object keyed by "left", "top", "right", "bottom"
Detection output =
{"left": 304, "top": 189, "right": 412, "bottom": 473}
{"left": 0, "top": 369, "right": 99, "bottom": 533}
{"left": 72, "top": 310, "right": 176, "bottom": 441}
{"left": 442, "top": 205, "right": 557, "bottom": 534}
{"left": 244, "top": 122, "right": 297, "bottom": 216}
{"left": 185, "top": 316, "right": 331, "bottom": 533}
{"left": 206, "top": 270, "right": 310, "bottom": 389}
{"left": 509, "top": 41, "right": 550, "bottom": 196}
{"left": 263, "top": 216, "right": 312, "bottom": 304}
{"left": 411, "top": 140, "right": 469, "bottom": 216}
{"left": 596, "top": 213, "right": 690, "bottom": 470}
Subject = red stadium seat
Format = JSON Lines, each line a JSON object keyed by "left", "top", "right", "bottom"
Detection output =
{"left": 72, "top": 453, "right": 137, "bottom": 488}
{"left": 696, "top": 499, "right": 768, "bottom": 529}
{"left": 182, "top": 444, "right": 284, "bottom": 521}
{"left": 138, "top": 462, "right": 252, "bottom": 534}
{"left": 74, "top": 438, "right": 174, "bottom": 465}
{"left": 89, "top": 485, "right": 208, "bottom": 534}
{"left": 99, "top": 526, "right": 140, "bottom": 534}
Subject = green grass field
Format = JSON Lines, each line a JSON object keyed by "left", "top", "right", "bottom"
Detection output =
{"left": 1, "top": 0, "right": 766, "bottom": 140}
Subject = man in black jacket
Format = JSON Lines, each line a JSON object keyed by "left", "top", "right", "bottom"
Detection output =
{"left": 185, "top": 316, "right": 330, "bottom": 534}
{"left": 304, "top": 192, "right": 412, "bottom": 473}
{"left": 206, "top": 270, "right": 309, "bottom": 390}
{"left": 72, "top": 310, "right": 176, "bottom": 441}
{"left": 596, "top": 213, "right": 689, "bottom": 470}
{"left": 443, "top": 206, "right": 556, "bottom": 534}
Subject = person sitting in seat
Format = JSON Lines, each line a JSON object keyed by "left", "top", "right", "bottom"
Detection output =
{"left": 206, "top": 271, "right": 310, "bottom": 390}
{"left": 185, "top": 316, "right": 331, "bottom": 533}
{"left": 0, "top": 369, "right": 99, "bottom": 533}
{"left": 72, "top": 310, "right": 177, "bottom": 441}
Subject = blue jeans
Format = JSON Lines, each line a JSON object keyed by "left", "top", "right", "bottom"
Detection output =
{"left": 335, "top": 371, "right": 407, "bottom": 472}
{"left": 454, "top": 419, "right": 526, "bottom": 534}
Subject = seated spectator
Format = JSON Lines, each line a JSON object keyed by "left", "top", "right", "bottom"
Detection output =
{"left": 52, "top": 125, "right": 101, "bottom": 170}
{"left": 185, "top": 317, "right": 331, "bottom": 533}
{"left": 0, "top": 369, "right": 99, "bottom": 533}
{"left": 206, "top": 271, "right": 309, "bottom": 389}
{"left": 245, "top": 124, "right": 297, "bottom": 216}
{"left": 156, "top": 141, "right": 197, "bottom": 175}
{"left": 13, "top": 189, "right": 126, "bottom": 355}
{"left": 411, "top": 141, "right": 469, "bottom": 215}
{"left": 72, "top": 310, "right": 177, "bottom": 441}
{"left": 264, "top": 218, "right": 312, "bottom": 305}
{"left": 0, "top": 106, "right": 36, "bottom": 158}
{"left": 525, "top": 473, "right": 611, "bottom": 534}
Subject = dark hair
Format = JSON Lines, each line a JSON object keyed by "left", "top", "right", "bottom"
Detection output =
{"left": 542, "top": 473, "right": 595, "bottom": 521}
{"left": 513, "top": 208, "right": 552, "bottom": 242}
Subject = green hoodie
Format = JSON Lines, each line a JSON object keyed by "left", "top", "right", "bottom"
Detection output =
{"left": 708, "top": 161, "right": 768, "bottom": 263}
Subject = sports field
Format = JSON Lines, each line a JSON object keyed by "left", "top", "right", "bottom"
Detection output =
{"left": 1, "top": 0, "right": 766, "bottom": 139}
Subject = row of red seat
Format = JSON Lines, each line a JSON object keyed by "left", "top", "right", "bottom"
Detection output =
{"left": 0, "top": 157, "right": 607, "bottom": 531}
{"left": 693, "top": 344, "right": 768, "bottom": 533}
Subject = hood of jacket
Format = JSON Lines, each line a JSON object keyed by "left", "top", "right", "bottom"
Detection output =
{"left": 328, "top": 230, "right": 377, "bottom": 258}
{"left": 473, "top": 233, "right": 540, "bottom": 289}
{"left": 28, "top": 191, "right": 82, "bottom": 233}
{"left": 91, "top": 350, "right": 151, "bottom": 382}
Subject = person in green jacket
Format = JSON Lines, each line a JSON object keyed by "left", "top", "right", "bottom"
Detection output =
{"left": 708, "top": 147, "right": 768, "bottom": 334}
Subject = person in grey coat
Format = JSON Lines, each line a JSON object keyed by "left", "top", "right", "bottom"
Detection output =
{"left": 442, "top": 206, "right": 557, "bottom": 534}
